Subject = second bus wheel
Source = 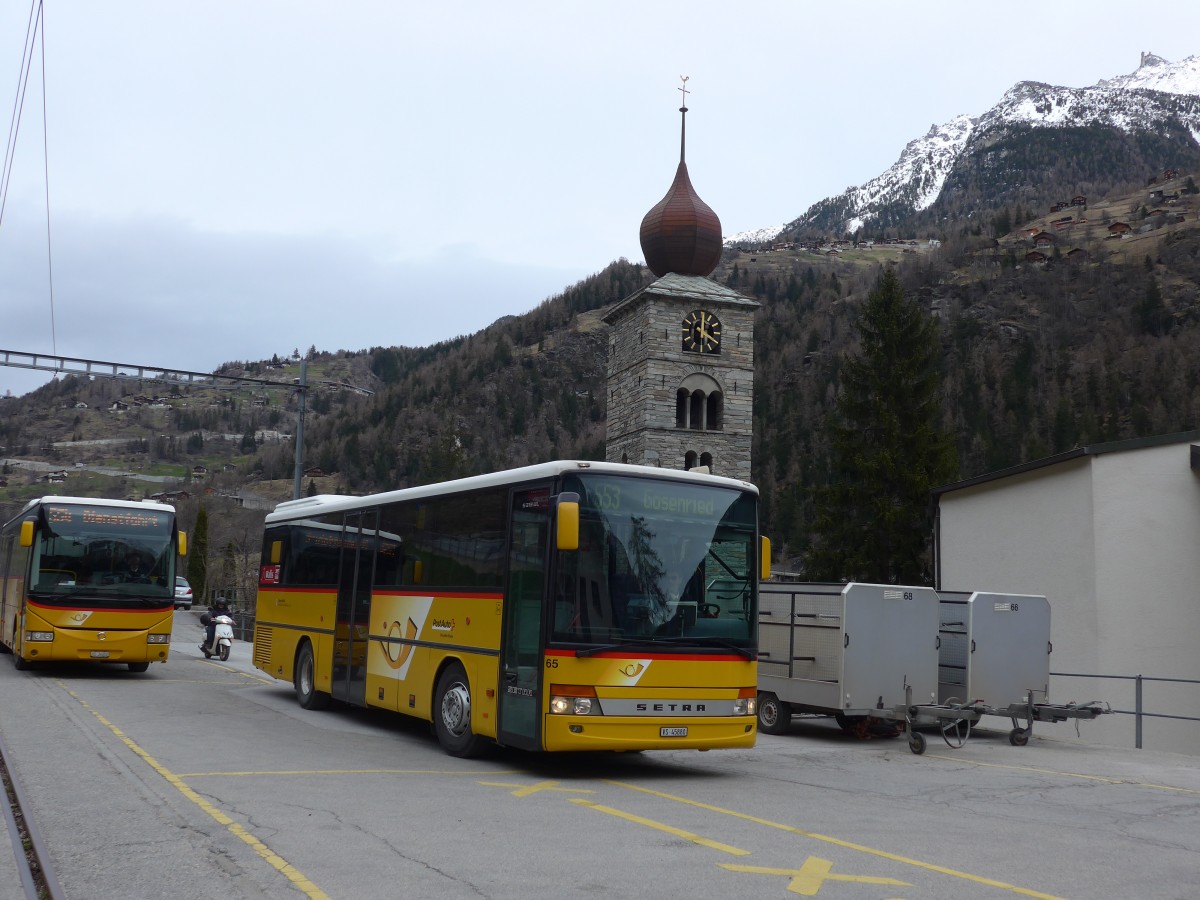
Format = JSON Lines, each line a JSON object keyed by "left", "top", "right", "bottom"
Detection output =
{"left": 294, "top": 641, "right": 330, "bottom": 710}
{"left": 757, "top": 693, "right": 791, "bottom": 735}
{"left": 434, "top": 662, "right": 487, "bottom": 758}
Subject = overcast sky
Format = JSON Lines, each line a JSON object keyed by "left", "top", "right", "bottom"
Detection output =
{"left": 3, "top": 1, "right": 1200, "bottom": 397}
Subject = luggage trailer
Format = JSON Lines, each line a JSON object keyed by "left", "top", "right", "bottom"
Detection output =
{"left": 937, "top": 591, "right": 1110, "bottom": 750}
{"left": 757, "top": 582, "right": 977, "bottom": 754}
{"left": 756, "top": 583, "right": 1108, "bottom": 755}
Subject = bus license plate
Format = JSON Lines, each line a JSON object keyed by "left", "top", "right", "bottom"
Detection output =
{"left": 90, "top": 651, "right": 110, "bottom": 658}
{"left": 660, "top": 727, "right": 688, "bottom": 738}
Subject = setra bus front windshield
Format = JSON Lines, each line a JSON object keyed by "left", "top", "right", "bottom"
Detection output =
{"left": 551, "top": 473, "right": 758, "bottom": 649}
{"left": 28, "top": 502, "right": 176, "bottom": 604}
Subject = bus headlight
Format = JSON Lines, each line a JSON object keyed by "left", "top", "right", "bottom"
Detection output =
{"left": 733, "top": 689, "right": 757, "bottom": 716}
{"left": 25, "top": 631, "right": 54, "bottom": 642}
{"left": 147, "top": 634, "right": 170, "bottom": 644}
{"left": 549, "top": 685, "right": 598, "bottom": 715}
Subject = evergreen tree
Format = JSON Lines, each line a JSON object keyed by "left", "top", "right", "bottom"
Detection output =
{"left": 804, "top": 267, "right": 958, "bottom": 584}
{"left": 187, "top": 504, "right": 210, "bottom": 606}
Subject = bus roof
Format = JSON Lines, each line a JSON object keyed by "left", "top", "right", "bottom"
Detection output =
{"left": 5, "top": 495, "right": 178, "bottom": 530}
{"left": 266, "top": 460, "right": 758, "bottom": 524}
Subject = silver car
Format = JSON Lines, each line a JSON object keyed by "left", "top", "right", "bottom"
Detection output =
{"left": 174, "top": 576, "right": 194, "bottom": 610}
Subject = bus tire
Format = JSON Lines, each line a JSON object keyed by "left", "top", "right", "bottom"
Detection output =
{"left": 757, "top": 693, "right": 791, "bottom": 735}
{"left": 434, "top": 662, "right": 487, "bottom": 758}
{"left": 12, "top": 652, "right": 29, "bottom": 671}
{"left": 295, "top": 642, "right": 330, "bottom": 710}
{"left": 127, "top": 662, "right": 150, "bottom": 673}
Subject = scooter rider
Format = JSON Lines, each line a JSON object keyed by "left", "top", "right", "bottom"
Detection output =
{"left": 201, "top": 596, "right": 232, "bottom": 653}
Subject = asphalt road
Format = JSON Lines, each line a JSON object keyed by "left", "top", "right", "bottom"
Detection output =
{"left": 0, "top": 612, "right": 1197, "bottom": 899}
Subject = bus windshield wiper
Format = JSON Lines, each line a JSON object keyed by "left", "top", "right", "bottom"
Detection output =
{"left": 651, "top": 635, "right": 756, "bottom": 660}
{"left": 575, "top": 638, "right": 673, "bottom": 658}
{"left": 575, "top": 636, "right": 754, "bottom": 660}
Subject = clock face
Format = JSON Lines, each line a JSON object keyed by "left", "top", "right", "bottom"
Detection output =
{"left": 682, "top": 310, "right": 721, "bottom": 354}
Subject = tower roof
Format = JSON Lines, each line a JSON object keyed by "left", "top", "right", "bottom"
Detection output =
{"left": 639, "top": 82, "right": 722, "bottom": 278}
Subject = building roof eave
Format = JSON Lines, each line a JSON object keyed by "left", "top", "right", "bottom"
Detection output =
{"left": 934, "top": 429, "right": 1200, "bottom": 497}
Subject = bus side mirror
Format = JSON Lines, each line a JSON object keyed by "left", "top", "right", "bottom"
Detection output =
{"left": 270, "top": 541, "right": 282, "bottom": 565}
{"left": 178, "top": 531, "right": 188, "bottom": 557}
{"left": 760, "top": 536, "right": 772, "bottom": 581}
{"left": 557, "top": 497, "right": 579, "bottom": 551}
{"left": 19, "top": 520, "right": 34, "bottom": 548}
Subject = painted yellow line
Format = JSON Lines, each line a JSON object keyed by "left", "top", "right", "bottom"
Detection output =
{"left": 721, "top": 856, "right": 910, "bottom": 895}
{"left": 479, "top": 779, "right": 595, "bottom": 797}
{"left": 194, "top": 661, "right": 276, "bottom": 684}
{"left": 58, "top": 684, "right": 329, "bottom": 900}
{"left": 608, "top": 781, "right": 1065, "bottom": 899}
{"left": 184, "top": 768, "right": 514, "bottom": 778}
{"left": 924, "top": 753, "right": 1200, "bottom": 794}
{"left": 571, "top": 798, "right": 750, "bottom": 856}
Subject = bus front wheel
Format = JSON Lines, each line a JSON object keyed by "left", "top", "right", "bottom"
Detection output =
{"left": 434, "top": 662, "right": 486, "bottom": 758}
{"left": 295, "top": 642, "right": 330, "bottom": 710}
{"left": 127, "top": 662, "right": 150, "bottom": 673}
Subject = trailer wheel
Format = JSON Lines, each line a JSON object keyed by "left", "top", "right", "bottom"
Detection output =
{"left": 908, "top": 731, "right": 927, "bottom": 755}
{"left": 1009, "top": 727, "right": 1030, "bottom": 747}
{"left": 757, "top": 693, "right": 791, "bottom": 735}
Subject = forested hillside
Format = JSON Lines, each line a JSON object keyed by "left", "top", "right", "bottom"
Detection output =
{"left": 4, "top": 179, "right": 1200, "bottom": 572}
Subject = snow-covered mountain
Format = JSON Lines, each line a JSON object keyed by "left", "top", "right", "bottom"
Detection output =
{"left": 741, "top": 52, "right": 1200, "bottom": 242}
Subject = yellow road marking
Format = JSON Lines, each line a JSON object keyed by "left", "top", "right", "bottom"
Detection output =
{"left": 194, "top": 661, "right": 275, "bottom": 684}
{"left": 924, "top": 753, "right": 1200, "bottom": 794}
{"left": 58, "top": 683, "right": 329, "bottom": 900}
{"left": 722, "top": 856, "right": 910, "bottom": 896}
{"left": 479, "top": 779, "right": 595, "bottom": 797}
{"left": 571, "top": 799, "right": 750, "bottom": 856}
{"left": 608, "top": 780, "right": 1066, "bottom": 899}
{"left": 184, "top": 768, "right": 514, "bottom": 778}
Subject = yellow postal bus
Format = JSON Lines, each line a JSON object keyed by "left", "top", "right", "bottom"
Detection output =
{"left": 0, "top": 496, "right": 187, "bottom": 671}
{"left": 253, "top": 460, "right": 769, "bottom": 756}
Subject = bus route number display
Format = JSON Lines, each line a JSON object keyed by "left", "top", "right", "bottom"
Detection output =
{"left": 47, "top": 505, "right": 168, "bottom": 530}
{"left": 588, "top": 482, "right": 716, "bottom": 517}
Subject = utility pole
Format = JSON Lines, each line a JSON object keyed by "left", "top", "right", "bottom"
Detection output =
{"left": 293, "top": 358, "right": 307, "bottom": 500}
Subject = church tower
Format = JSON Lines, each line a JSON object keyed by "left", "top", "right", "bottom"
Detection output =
{"left": 604, "top": 83, "right": 758, "bottom": 482}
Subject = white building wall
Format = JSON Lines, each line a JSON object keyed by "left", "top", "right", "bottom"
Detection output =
{"left": 1090, "top": 445, "right": 1200, "bottom": 752}
{"left": 939, "top": 443, "right": 1200, "bottom": 754}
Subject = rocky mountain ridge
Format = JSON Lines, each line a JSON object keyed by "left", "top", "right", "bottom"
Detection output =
{"left": 773, "top": 52, "right": 1200, "bottom": 239}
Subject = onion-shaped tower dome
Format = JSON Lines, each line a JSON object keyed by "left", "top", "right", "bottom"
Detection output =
{"left": 639, "top": 86, "right": 723, "bottom": 278}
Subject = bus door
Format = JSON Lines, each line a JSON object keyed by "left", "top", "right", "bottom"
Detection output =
{"left": 332, "top": 510, "right": 376, "bottom": 705}
{"left": 497, "top": 486, "right": 552, "bottom": 750}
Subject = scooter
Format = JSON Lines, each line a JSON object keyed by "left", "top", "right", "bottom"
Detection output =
{"left": 199, "top": 612, "right": 235, "bottom": 661}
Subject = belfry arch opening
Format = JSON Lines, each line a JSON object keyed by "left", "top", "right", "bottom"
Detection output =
{"left": 674, "top": 372, "right": 723, "bottom": 431}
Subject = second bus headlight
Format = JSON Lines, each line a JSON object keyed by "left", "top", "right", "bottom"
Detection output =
{"left": 549, "top": 685, "right": 598, "bottom": 715}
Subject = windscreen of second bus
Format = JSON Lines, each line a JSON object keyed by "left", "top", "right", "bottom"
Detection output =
{"left": 30, "top": 503, "right": 175, "bottom": 601}
{"left": 551, "top": 474, "right": 756, "bottom": 647}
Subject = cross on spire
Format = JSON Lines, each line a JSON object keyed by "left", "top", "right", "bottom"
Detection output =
{"left": 678, "top": 76, "right": 690, "bottom": 163}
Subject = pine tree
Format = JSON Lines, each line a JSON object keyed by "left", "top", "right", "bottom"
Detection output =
{"left": 804, "top": 267, "right": 958, "bottom": 584}
{"left": 187, "top": 504, "right": 210, "bottom": 606}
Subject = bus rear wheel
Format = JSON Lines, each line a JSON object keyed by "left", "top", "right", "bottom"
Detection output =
{"left": 434, "top": 662, "right": 486, "bottom": 758}
{"left": 295, "top": 642, "right": 330, "bottom": 710}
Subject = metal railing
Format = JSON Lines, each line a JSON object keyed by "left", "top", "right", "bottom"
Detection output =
{"left": 1052, "top": 671, "right": 1200, "bottom": 749}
